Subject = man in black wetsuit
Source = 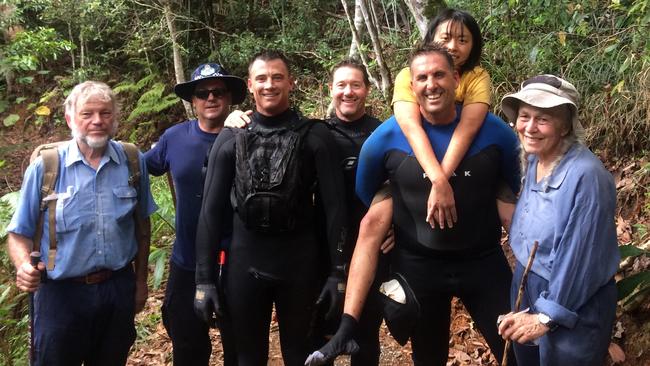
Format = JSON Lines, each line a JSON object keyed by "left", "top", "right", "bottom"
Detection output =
{"left": 193, "top": 50, "right": 348, "bottom": 366}
{"left": 307, "top": 44, "right": 519, "bottom": 365}
{"left": 313, "top": 59, "right": 391, "bottom": 365}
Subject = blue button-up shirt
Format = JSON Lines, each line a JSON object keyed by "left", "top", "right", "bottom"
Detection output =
{"left": 510, "top": 144, "right": 619, "bottom": 328}
{"left": 8, "top": 139, "right": 157, "bottom": 280}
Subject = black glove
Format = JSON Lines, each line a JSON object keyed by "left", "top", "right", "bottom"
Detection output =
{"left": 194, "top": 283, "right": 222, "bottom": 328}
{"left": 304, "top": 313, "right": 359, "bottom": 365}
{"left": 316, "top": 267, "right": 346, "bottom": 320}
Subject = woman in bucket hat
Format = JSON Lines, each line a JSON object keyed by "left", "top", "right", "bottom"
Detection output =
{"left": 497, "top": 75, "right": 619, "bottom": 366}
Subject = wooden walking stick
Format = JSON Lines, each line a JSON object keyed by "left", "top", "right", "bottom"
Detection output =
{"left": 29, "top": 251, "right": 41, "bottom": 366}
{"left": 502, "top": 240, "right": 539, "bottom": 366}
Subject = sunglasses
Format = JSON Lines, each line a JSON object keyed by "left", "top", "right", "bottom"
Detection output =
{"left": 194, "top": 88, "right": 229, "bottom": 100}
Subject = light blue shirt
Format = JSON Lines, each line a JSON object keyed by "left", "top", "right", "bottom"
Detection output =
{"left": 510, "top": 143, "right": 619, "bottom": 328}
{"left": 8, "top": 139, "right": 157, "bottom": 280}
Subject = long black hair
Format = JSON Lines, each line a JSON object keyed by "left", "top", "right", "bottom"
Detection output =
{"left": 423, "top": 8, "right": 483, "bottom": 75}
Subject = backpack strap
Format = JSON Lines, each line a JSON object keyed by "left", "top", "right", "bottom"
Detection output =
{"left": 119, "top": 142, "right": 141, "bottom": 189}
{"left": 118, "top": 142, "right": 145, "bottom": 245}
{"left": 33, "top": 147, "right": 60, "bottom": 270}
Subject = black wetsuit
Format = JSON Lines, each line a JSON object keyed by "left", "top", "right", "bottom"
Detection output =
{"left": 195, "top": 109, "right": 347, "bottom": 366}
{"left": 356, "top": 106, "right": 520, "bottom": 365}
{"left": 315, "top": 114, "right": 386, "bottom": 365}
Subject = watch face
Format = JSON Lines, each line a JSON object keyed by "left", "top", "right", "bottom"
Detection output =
{"left": 538, "top": 313, "right": 551, "bottom": 324}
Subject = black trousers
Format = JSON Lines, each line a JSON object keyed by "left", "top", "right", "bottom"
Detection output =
{"left": 33, "top": 266, "right": 136, "bottom": 366}
{"left": 393, "top": 246, "right": 516, "bottom": 366}
{"left": 226, "top": 263, "right": 320, "bottom": 366}
{"left": 162, "top": 261, "right": 237, "bottom": 366}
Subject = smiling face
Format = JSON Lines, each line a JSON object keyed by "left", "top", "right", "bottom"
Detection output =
{"left": 410, "top": 51, "right": 459, "bottom": 124}
{"left": 432, "top": 20, "right": 473, "bottom": 70}
{"left": 67, "top": 96, "right": 117, "bottom": 149}
{"left": 248, "top": 58, "right": 294, "bottom": 116}
{"left": 330, "top": 66, "right": 369, "bottom": 122}
{"left": 192, "top": 78, "right": 232, "bottom": 128}
{"left": 516, "top": 103, "right": 571, "bottom": 164}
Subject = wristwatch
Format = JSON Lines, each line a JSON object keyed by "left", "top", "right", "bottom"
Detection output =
{"left": 537, "top": 313, "right": 558, "bottom": 332}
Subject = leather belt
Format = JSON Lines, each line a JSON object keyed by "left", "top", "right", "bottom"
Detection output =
{"left": 70, "top": 269, "right": 115, "bottom": 284}
{"left": 69, "top": 264, "right": 131, "bottom": 285}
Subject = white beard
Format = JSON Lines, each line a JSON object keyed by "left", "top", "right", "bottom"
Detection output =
{"left": 71, "top": 126, "right": 112, "bottom": 149}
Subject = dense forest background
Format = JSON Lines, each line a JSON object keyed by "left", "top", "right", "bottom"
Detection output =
{"left": 0, "top": 0, "right": 648, "bottom": 365}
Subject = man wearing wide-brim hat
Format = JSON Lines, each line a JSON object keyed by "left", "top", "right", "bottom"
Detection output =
{"left": 144, "top": 63, "right": 245, "bottom": 366}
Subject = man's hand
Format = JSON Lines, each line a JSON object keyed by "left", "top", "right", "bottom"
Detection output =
{"left": 304, "top": 314, "right": 359, "bottom": 365}
{"left": 15, "top": 261, "right": 44, "bottom": 293}
{"left": 498, "top": 311, "right": 549, "bottom": 344}
{"left": 380, "top": 227, "right": 395, "bottom": 254}
{"left": 224, "top": 109, "right": 253, "bottom": 128}
{"left": 194, "top": 283, "right": 222, "bottom": 328}
{"left": 316, "top": 269, "right": 346, "bottom": 320}
{"left": 134, "top": 279, "right": 148, "bottom": 313}
{"left": 426, "top": 178, "right": 457, "bottom": 229}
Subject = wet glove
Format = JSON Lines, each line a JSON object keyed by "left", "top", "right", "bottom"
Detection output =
{"left": 316, "top": 266, "right": 346, "bottom": 320}
{"left": 194, "top": 283, "right": 222, "bottom": 328}
{"left": 304, "top": 313, "right": 359, "bottom": 365}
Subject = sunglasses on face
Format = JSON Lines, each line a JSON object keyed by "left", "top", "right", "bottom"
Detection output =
{"left": 194, "top": 88, "right": 229, "bottom": 100}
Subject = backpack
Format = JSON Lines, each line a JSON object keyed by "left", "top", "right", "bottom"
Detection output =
{"left": 29, "top": 140, "right": 143, "bottom": 270}
{"left": 231, "top": 117, "right": 316, "bottom": 233}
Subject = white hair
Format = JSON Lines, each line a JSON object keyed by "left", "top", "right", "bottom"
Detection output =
{"left": 64, "top": 81, "right": 120, "bottom": 124}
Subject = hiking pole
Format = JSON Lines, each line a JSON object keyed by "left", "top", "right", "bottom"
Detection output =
{"left": 29, "top": 251, "right": 41, "bottom": 366}
{"left": 502, "top": 240, "right": 539, "bottom": 366}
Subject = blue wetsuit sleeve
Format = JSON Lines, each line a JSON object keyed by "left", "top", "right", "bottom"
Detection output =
{"left": 195, "top": 130, "right": 236, "bottom": 284}
{"left": 144, "top": 132, "right": 169, "bottom": 177}
{"left": 355, "top": 125, "right": 389, "bottom": 207}
{"left": 534, "top": 170, "right": 619, "bottom": 329}
{"left": 499, "top": 127, "right": 521, "bottom": 195}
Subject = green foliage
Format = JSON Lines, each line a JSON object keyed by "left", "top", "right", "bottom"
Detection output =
{"left": 0, "top": 27, "right": 74, "bottom": 82}
{"left": 126, "top": 83, "right": 179, "bottom": 122}
{"left": 0, "top": 192, "right": 29, "bottom": 364}
{"left": 148, "top": 175, "right": 175, "bottom": 290}
{"left": 0, "top": 192, "right": 20, "bottom": 240}
{"left": 3, "top": 114, "right": 20, "bottom": 127}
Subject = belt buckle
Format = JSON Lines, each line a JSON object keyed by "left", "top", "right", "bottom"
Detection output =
{"left": 84, "top": 272, "right": 98, "bottom": 285}
{"left": 84, "top": 270, "right": 108, "bottom": 284}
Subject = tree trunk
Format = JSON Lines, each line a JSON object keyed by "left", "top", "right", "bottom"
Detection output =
{"left": 163, "top": 1, "right": 193, "bottom": 118}
{"left": 341, "top": 0, "right": 380, "bottom": 91}
{"left": 67, "top": 22, "right": 75, "bottom": 71}
{"left": 358, "top": 0, "right": 392, "bottom": 98}
{"left": 403, "top": 0, "right": 428, "bottom": 38}
{"left": 348, "top": 0, "right": 364, "bottom": 58}
{"left": 397, "top": 0, "right": 411, "bottom": 34}
{"left": 79, "top": 31, "right": 85, "bottom": 69}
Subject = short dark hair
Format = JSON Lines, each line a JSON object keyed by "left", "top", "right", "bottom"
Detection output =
{"left": 329, "top": 58, "right": 370, "bottom": 87}
{"left": 408, "top": 42, "right": 455, "bottom": 72}
{"left": 248, "top": 50, "right": 291, "bottom": 75}
{"left": 423, "top": 8, "right": 482, "bottom": 74}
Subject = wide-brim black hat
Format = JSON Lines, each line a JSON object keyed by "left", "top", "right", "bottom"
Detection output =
{"left": 174, "top": 63, "right": 247, "bottom": 104}
{"left": 379, "top": 272, "right": 421, "bottom": 346}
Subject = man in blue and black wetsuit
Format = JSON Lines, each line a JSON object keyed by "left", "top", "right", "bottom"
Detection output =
{"left": 194, "top": 50, "right": 348, "bottom": 366}
{"left": 145, "top": 63, "right": 245, "bottom": 365}
{"left": 307, "top": 44, "right": 520, "bottom": 366}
